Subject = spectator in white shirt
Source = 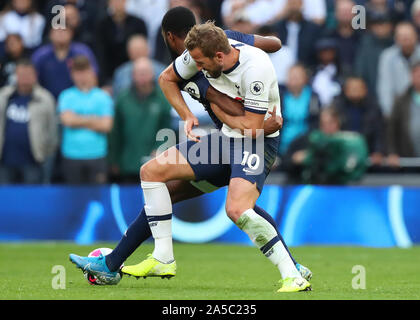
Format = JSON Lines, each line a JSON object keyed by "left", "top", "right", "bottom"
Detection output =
{"left": 256, "top": 25, "right": 296, "bottom": 86}
{"left": 311, "top": 38, "right": 342, "bottom": 107}
{"left": 222, "top": 0, "right": 326, "bottom": 30}
{"left": 0, "top": 0, "right": 45, "bottom": 51}
{"left": 125, "top": 0, "right": 169, "bottom": 58}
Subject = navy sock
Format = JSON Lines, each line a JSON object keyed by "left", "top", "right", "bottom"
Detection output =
{"left": 253, "top": 205, "right": 297, "bottom": 265}
{"left": 105, "top": 205, "right": 298, "bottom": 272}
{"left": 106, "top": 208, "right": 151, "bottom": 272}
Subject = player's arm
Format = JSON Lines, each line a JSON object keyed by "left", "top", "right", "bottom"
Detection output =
{"left": 211, "top": 104, "right": 282, "bottom": 137}
{"left": 224, "top": 30, "right": 282, "bottom": 53}
{"left": 210, "top": 103, "right": 265, "bottom": 138}
{"left": 158, "top": 60, "right": 201, "bottom": 141}
{"left": 253, "top": 35, "right": 282, "bottom": 53}
{"left": 159, "top": 63, "right": 195, "bottom": 120}
{"left": 205, "top": 86, "right": 244, "bottom": 116}
{"left": 208, "top": 96, "right": 282, "bottom": 135}
{"left": 202, "top": 75, "right": 282, "bottom": 132}
{"left": 212, "top": 64, "right": 273, "bottom": 138}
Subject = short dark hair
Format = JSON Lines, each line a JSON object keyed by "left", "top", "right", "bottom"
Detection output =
{"left": 16, "top": 58, "right": 34, "bottom": 69}
{"left": 185, "top": 21, "right": 231, "bottom": 58}
{"left": 322, "top": 106, "right": 342, "bottom": 126}
{"left": 161, "top": 6, "right": 196, "bottom": 38}
{"left": 70, "top": 55, "right": 91, "bottom": 71}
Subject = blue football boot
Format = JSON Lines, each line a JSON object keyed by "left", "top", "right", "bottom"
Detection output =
{"left": 69, "top": 253, "right": 121, "bottom": 285}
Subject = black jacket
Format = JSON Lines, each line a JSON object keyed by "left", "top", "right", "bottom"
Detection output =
{"left": 271, "top": 19, "right": 322, "bottom": 69}
{"left": 332, "top": 94, "right": 386, "bottom": 154}
{"left": 95, "top": 14, "right": 148, "bottom": 84}
{"left": 387, "top": 87, "right": 418, "bottom": 157}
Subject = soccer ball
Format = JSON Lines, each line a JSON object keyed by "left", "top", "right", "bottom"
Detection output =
{"left": 84, "top": 247, "right": 123, "bottom": 285}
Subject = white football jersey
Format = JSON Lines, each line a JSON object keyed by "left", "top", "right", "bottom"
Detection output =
{"left": 174, "top": 39, "right": 282, "bottom": 138}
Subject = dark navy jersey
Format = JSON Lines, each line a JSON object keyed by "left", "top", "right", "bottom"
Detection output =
{"left": 176, "top": 30, "right": 255, "bottom": 129}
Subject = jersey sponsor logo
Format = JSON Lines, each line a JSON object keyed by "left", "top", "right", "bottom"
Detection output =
{"left": 250, "top": 81, "right": 264, "bottom": 96}
{"left": 6, "top": 103, "right": 30, "bottom": 123}
{"left": 265, "top": 248, "right": 274, "bottom": 258}
{"left": 244, "top": 99, "right": 260, "bottom": 107}
{"left": 184, "top": 82, "right": 201, "bottom": 99}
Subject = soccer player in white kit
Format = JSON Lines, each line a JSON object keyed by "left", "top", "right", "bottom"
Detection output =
{"left": 135, "top": 21, "right": 311, "bottom": 292}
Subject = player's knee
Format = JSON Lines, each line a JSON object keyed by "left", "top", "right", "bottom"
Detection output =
{"left": 225, "top": 203, "right": 244, "bottom": 223}
{"left": 140, "top": 161, "right": 166, "bottom": 182}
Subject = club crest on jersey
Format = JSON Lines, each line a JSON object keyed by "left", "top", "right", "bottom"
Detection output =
{"left": 235, "top": 83, "right": 241, "bottom": 95}
{"left": 250, "top": 81, "right": 264, "bottom": 96}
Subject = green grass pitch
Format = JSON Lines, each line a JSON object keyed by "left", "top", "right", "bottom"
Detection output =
{"left": 1, "top": 242, "right": 419, "bottom": 300}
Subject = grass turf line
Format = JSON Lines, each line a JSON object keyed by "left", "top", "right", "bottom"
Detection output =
{"left": 0, "top": 242, "right": 419, "bottom": 300}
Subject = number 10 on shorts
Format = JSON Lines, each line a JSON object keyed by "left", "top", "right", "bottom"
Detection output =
{"left": 241, "top": 151, "right": 260, "bottom": 171}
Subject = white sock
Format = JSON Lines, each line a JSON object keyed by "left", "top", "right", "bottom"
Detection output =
{"left": 141, "top": 181, "right": 174, "bottom": 263}
{"left": 236, "top": 208, "right": 302, "bottom": 279}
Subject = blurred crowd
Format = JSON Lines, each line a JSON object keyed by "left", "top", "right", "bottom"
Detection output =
{"left": 0, "top": 0, "right": 419, "bottom": 185}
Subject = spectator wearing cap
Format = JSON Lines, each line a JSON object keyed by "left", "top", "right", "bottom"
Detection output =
{"left": 331, "top": 76, "right": 386, "bottom": 166}
{"left": 58, "top": 56, "right": 114, "bottom": 184}
{"left": 377, "top": 22, "right": 420, "bottom": 118}
{"left": 323, "top": 0, "right": 362, "bottom": 76}
{"left": 387, "top": 62, "right": 420, "bottom": 167}
{"left": 354, "top": 11, "right": 394, "bottom": 99}
{"left": 31, "top": 27, "right": 99, "bottom": 99}
{"left": 95, "top": 0, "right": 148, "bottom": 86}
{"left": 0, "top": 0, "right": 45, "bottom": 51}
{"left": 311, "top": 38, "right": 342, "bottom": 107}
{"left": 270, "top": 0, "right": 322, "bottom": 69}
{"left": 0, "top": 33, "right": 29, "bottom": 87}
{"left": 0, "top": 59, "right": 57, "bottom": 184}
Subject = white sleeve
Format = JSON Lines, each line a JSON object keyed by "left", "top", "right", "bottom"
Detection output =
{"left": 242, "top": 66, "right": 270, "bottom": 114}
{"left": 173, "top": 50, "right": 199, "bottom": 80}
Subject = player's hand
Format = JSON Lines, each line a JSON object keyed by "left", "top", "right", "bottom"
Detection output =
{"left": 386, "top": 154, "right": 400, "bottom": 168}
{"left": 184, "top": 115, "right": 200, "bottom": 142}
{"left": 292, "top": 150, "right": 307, "bottom": 164}
{"left": 263, "top": 105, "right": 283, "bottom": 135}
{"left": 369, "top": 152, "right": 384, "bottom": 166}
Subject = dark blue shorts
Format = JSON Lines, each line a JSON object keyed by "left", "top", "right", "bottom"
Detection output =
{"left": 176, "top": 131, "right": 279, "bottom": 193}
